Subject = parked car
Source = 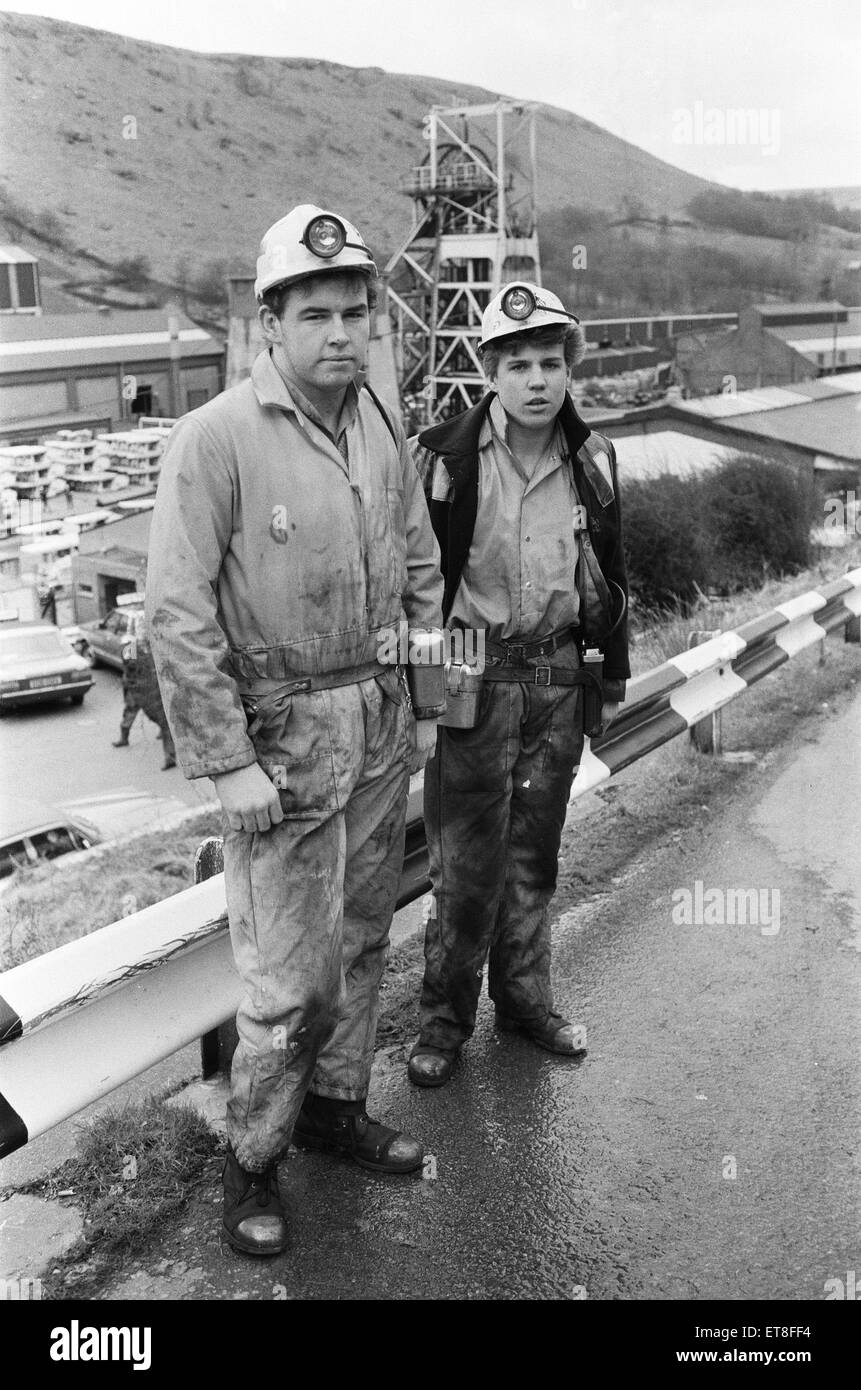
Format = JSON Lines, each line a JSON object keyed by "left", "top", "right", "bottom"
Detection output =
{"left": 0, "top": 800, "right": 101, "bottom": 881}
{"left": 0, "top": 616, "right": 94, "bottom": 710}
{"left": 79, "top": 600, "right": 146, "bottom": 670}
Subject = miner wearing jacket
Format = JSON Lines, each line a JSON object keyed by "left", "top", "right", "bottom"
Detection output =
{"left": 145, "top": 206, "right": 443, "bottom": 1256}
{"left": 406, "top": 283, "right": 630, "bottom": 1089}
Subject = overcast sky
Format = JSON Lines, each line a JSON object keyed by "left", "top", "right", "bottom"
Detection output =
{"left": 6, "top": 0, "right": 860, "bottom": 191}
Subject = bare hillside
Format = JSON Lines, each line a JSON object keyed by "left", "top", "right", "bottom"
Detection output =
{"left": 0, "top": 10, "right": 715, "bottom": 281}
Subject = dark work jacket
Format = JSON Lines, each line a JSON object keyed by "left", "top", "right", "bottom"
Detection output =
{"left": 413, "top": 391, "right": 630, "bottom": 698}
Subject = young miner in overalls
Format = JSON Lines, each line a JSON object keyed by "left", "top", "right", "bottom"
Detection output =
{"left": 146, "top": 206, "right": 443, "bottom": 1255}
{"left": 407, "top": 283, "right": 630, "bottom": 1088}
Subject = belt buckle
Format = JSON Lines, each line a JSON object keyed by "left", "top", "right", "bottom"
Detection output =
{"left": 533, "top": 665, "right": 551, "bottom": 687}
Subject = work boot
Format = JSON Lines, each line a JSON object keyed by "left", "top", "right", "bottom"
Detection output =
{"left": 495, "top": 1009, "right": 587, "bottom": 1057}
{"left": 293, "top": 1093, "right": 423, "bottom": 1174}
{"left": 221, "top": 1146, "right": 287, "bottom": 1256}
{"left": 407, "top": 1042, "right": 458, "bottom": 1088}
{"left": 112, "top": 734, "right": 129, "bottom": 747}
{"left": 161, "top": 755, "right": 177, "bottom": 770}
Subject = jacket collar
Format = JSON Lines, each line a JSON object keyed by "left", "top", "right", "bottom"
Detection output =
{"left": 418, "top": 390, "right": 591, "bottom": 488}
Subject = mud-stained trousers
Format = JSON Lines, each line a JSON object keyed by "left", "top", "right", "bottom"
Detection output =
{"left": 222, "top": 669, "right": 410, "bottom": 1172}
{"left": 419, "top": 643, "right": 585, "bottom": 1052}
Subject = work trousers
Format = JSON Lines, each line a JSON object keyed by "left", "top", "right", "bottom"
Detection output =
{"left": 119, "top": 666, "right": 176, "bottom": 761}
{"left": 222, "top": 670, "right": 410, "bottom": 1172}
{"left": 420, "top": 643, "right": 585, "bottom": 1051}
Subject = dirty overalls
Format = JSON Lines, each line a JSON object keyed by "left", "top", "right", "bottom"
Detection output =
{"left": 145, "top": 353, "right": 443, "bottom": 1172}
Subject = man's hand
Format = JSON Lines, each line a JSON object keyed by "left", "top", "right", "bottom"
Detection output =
{"left": 409, "top": 717, "right": 439, "bottom": 773}
{"left": 213, "top": 763, "right": 285, "bottom": 834}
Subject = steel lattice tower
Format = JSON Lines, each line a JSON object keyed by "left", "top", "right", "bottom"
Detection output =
{"left": 384, "top": 101, "right": 541, "bottom": 426}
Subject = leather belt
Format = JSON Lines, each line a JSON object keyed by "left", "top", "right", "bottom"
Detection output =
{"left": 483, "top": 663, "right": 600, "bottom": 691}
{"left": 239, "top": 660, "right": 389, "bottom": 733}
{"left": 483, "top": 626, "right": 578, "bottom": 664}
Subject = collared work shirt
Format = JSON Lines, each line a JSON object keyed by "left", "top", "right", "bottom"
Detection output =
{"left": 146, "top": 349, "right": 443, "bottom": 779}
{"left": 446, "top": 397, "right": 581, "bottom": 643}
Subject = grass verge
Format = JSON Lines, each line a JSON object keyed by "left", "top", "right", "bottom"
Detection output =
{"left": 16, "top": 1093, "right": 220, "bottom": 1298}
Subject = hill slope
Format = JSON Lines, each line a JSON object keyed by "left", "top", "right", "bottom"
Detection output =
{"left": 0, "top": 10, "right": 715, "bottom": 282}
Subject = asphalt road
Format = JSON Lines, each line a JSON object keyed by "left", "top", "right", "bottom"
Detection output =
{"left": 89, "top": 684, "right": 859, "bottom": 1302}
{"left": 0, "top": 663, "right": 211, "bottom": 817}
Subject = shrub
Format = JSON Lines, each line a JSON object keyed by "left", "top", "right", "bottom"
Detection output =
{"left": 620, "top": 451, "right": 819, "bottom": 613}
{"left": 114, "top": 254, "right": 152, "bottom": 287}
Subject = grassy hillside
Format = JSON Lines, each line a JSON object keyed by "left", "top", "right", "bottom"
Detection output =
{"left": 0, "top": 9, "right": 714, "bottom": 287}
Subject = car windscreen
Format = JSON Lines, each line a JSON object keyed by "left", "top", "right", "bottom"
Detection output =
{"left": 0, "top": 631, "right": 71, "bottom": 667}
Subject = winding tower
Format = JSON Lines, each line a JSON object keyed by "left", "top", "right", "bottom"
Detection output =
{"left": 385, "top": 101, "right": 541, "bottom": 425}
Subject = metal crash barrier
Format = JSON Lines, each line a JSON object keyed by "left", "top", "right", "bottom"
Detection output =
{"left": 1, "top": 568, "right": 859, "bottom": 1158}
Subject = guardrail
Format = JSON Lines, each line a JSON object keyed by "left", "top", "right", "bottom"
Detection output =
{"left": 1, "top": 569, "right": 859, "bottom": 1159}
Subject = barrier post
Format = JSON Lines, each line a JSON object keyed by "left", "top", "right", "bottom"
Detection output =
{"left": 688, "top": 630, "right": 722, "bottom": 754}
{"left": 195, "top": 836, "right": 238, "bottom": 1079}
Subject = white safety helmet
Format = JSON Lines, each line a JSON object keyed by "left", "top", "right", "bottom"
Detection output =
{"left": 255, "top": 203, "right": 377, "bottom": 301}
{"left": 480, "top": 281, "right": 585, "bottom": 364}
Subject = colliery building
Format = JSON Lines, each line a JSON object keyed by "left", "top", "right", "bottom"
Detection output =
{"left": 0, "top": 308, "right": 224, "bottom": 444}
{"left": 674, "top": 302, "right": 861, "bottom": 396}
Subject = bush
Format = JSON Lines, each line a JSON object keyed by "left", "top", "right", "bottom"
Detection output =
{"left": 622, "top": 471, "right": 712, "bottom": 611}
{"left": 621, "top": 452, "right": 818, "bottom": 613}
{"left": 704, "top": 453, "right": 816, "bottom": 592}
{"left": 114, "top": 254, "right": 151, "bottom": 288}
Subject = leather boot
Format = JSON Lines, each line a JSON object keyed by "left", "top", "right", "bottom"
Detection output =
{"left": 112, "top": 734, "right": 129, "bottom": 747}
{"left": 221, "top": 1146, "right": 287, "bottom": 1256}
{"left": 293, "top": 1093, "right": 423, "bottom": 1174}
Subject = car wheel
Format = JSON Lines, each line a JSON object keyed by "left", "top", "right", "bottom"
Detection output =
{"left": 70, "top": 693, "right": 85, "bottom": 705}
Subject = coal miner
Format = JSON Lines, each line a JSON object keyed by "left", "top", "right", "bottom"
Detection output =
{"left": 145, "top": 205, "right": 443, "bottom": 1256}
{"left": 112, "top": 611, "right": 177, "bottom": 770}
{"left": 407, "top": 282, "right": 630, "bottom": 1089}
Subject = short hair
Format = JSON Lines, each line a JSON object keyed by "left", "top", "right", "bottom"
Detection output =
{"left": 261, "top": 269, "right": 378, "bottom": 319}
{"left": 479, "top": 321, "right": 586, "bottom": 380}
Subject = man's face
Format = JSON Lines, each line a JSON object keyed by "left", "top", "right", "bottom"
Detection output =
{"left": 491, "top": 339, "right": 570, "bottom": 431}
{"left": 260, "top": 275, "right": 371, "bottom": 399}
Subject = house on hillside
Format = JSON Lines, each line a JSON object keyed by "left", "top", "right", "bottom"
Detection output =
{"left": 674, "top": 302, "right": 859, "bottom": 396}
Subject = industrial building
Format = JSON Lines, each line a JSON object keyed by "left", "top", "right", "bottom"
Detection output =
{"left": 674, "top": 303, "right": 861, "bottom": 396}
{"left": 0, "top": 307, "right": 224, "bottom": 444}
{"left": 600, "top": 372, "right": 861, "bottom": 488}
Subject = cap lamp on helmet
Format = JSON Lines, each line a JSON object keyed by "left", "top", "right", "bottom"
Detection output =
{"left": 255, "top": 204, "right": 377, "bottom": 300}
{"left": 481, "top": 281, "right": 580, "bottom": 348}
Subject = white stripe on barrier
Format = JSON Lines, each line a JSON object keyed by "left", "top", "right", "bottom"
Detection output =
{"left": 1, "top": 875, "right": 226, "bottom": 1033}
{"left": 669, "top": 665, "right": 749, "bottom": 724}
{"left": 774, "top": 591, "right": 827, "bottom": 622}
{"left": 0, "top": 933, "right": 240, "bottom": 1144}
{"left": 774, "top": 614, "right": 829, "bottom": 659}
{"left": 670, "top": 630, "right": 748, "bottom": 678}
{"left": 569, "top": 738, "right": 613, "bottom": 801}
